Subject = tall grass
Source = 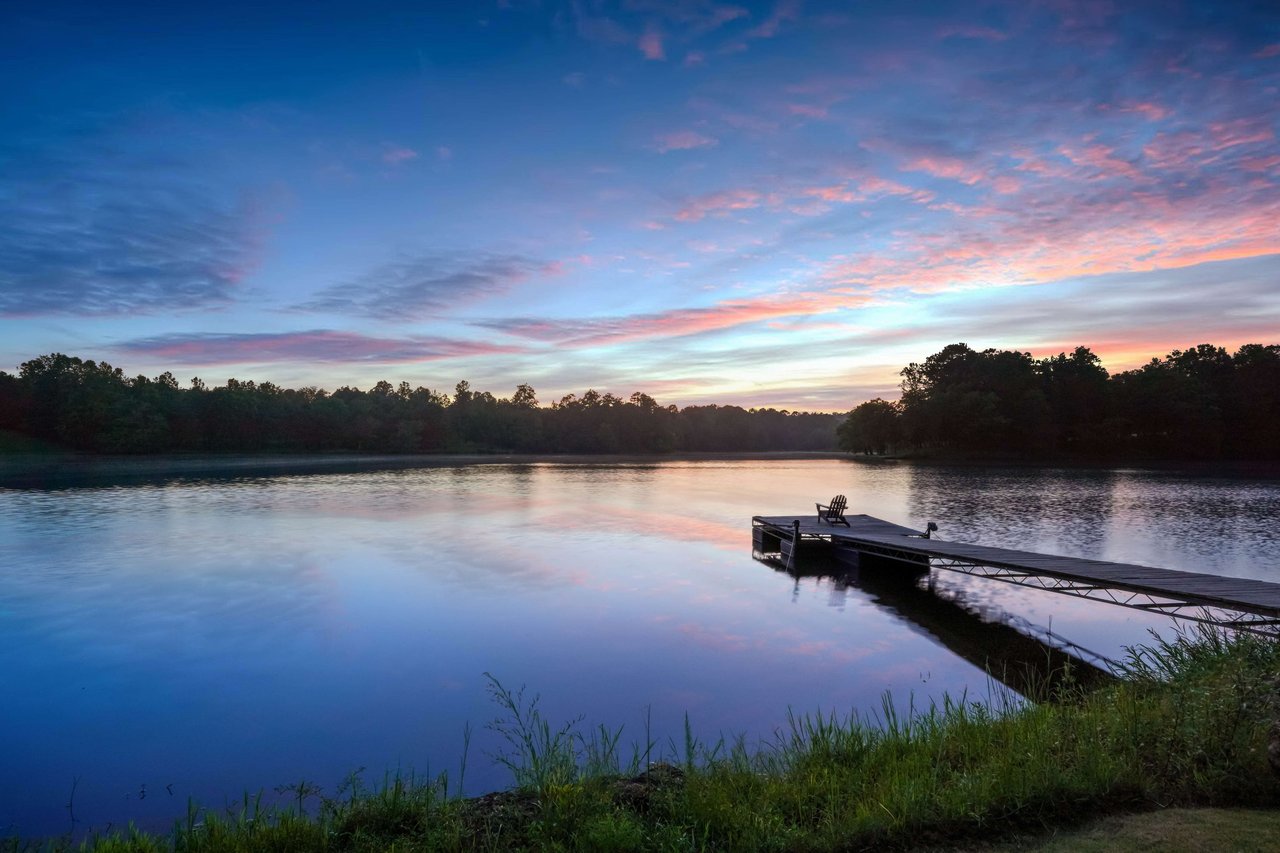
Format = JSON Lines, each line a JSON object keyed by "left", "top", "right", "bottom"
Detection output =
{"left": 8, "top": 626, "right": 1278, "bottom": 852}
{"left": 483, "top": 673, "right": 656, "bottom": 790}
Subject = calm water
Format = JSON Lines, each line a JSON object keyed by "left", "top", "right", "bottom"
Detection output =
{"left": 2, "top": 458, "right": 1278, "bottom": 837}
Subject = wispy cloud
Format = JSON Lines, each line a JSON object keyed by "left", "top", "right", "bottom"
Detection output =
{"left": 900, "top": 154, "right": 987, "bottom": 185}
{"left": 114, "top": 330, "right": 525, "bottom": 365}
{"left": 381, "top": 145, "right": 418, "bottom": 165}
{"left": 675, "top": 187, "right": 775, "bottom": 220}
{"left": 669, "top": 171, "right": 931, "bottom": 222}
{"left": 814, "top": 117, "right": 1280, "bottom": 295}
{"left": 476, "top": 290, "right": 863, "bottom": 347}
{"left": 555, "top": 0, "right": 768, "bottom": 59}
{"left": 300, "top": 252, "right": 560, "bottom": 320}
{"left": 745, "top": 0, "right": 801, "bottom": 40}
{"left": 0, "top": 143, "right": 265, "bottom": 317}
{"left": 653, "top": 129, "right": 719, "bottom": 152}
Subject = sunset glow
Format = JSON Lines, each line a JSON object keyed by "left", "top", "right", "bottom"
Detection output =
{"left": 3, "top": 0, "right": 1277, "bottom": 409}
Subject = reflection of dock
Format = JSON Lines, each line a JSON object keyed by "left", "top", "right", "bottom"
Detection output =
{"left": 752, "top": 513, "right": 1280, "bottom": 636}
{"left": 755, "top": 549, "right": 1116, "bottom": 697}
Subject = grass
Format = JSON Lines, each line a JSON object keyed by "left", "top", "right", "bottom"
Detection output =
{"left": 7, "top": 627, "right": 1279, "bottom": 852}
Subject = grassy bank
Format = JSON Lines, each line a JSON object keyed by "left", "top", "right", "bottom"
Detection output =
{"left": 11, "top": 628, "right": 1280, "bottom": 852}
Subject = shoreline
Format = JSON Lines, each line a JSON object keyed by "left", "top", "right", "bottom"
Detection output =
{"left": 4, "top": 448, "right": 1278, "bottom": 489}
{"left": 0, "top": 449, "right": 850, "bottom": 487}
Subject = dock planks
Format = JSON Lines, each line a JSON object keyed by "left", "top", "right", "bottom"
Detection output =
{"left": 752, "top": 513, "right": 1280, "bottom": 620}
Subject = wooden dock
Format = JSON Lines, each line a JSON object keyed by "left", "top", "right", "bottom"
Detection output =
{"left": 752, "top": 513, "right": 1280, "bottom": 635}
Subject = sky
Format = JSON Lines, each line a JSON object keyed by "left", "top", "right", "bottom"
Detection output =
{"left": 1, "top": 0, "right": 1277, "bottom": 411}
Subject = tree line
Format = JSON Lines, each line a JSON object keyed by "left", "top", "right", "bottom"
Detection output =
{"left": 838, "top": 342, "right": 1280, "bottom": 460}
{"left": 0, "top": 353, "right": 840, "bottom": 455}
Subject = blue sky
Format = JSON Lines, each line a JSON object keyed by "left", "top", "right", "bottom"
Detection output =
{"left": 2, "top": 0, "right": 1277, "bottom": 410}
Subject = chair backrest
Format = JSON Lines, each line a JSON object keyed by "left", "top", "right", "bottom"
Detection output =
{"left": 829, "top": 494, "right": 847, "bottom": 515}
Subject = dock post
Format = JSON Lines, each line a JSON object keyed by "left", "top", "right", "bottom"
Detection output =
{"left": 786, "top": 519, "right": 800, "bottom": 571}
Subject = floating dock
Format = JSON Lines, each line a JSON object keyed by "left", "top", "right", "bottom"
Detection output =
{"left": 752, "top": 513, "right": 1280, "bottom": 636}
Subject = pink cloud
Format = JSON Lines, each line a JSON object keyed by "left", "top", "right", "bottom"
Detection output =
{"left": 791, "top": 177, "right": 927, "bottom": 214}
{"left": 1058, "top": 142, "right": 1142, "bottom": 181}
{"left": 381, "top": 146, "right": 418, "bottom": 165}
{"left": 901, "top": 155, "right": 987, "bottom": 185}
{"left": 1011, "top": 149, "right": 1074, "bottom": 177}
{"left": 1144, "top": 120, "right": 1275, "bottom": 170}
{"left": 1254, "top": 43, "right": 1280, "bottom": 59}
{"left": 991, "top": 175, "right": 1022, "bottom": 195}
{"left": 1241, "top": 154, "right": 1280, "bottom": 173}
{"left": 804, "top": 185, "right": 858, "bottom": 203}
{"left": 638, "top": 24, "right": 666, "bottom": 60}
{"left": 674, "top": 188, "right": 773, "bottom": 221}
{"left": 1208, "top": 119, "right": 1275, "bottom": 149}
{"left": 857, "top": 175, "right": 936, "bottom": 202}
{"left": 820, "top": 176, "right": 1280, "bottom": 296}
{"left": 1113, "top": 101, "right": 1171, "bottom": 121}
{"left": 653, "top": 129, "right": 719, "bottom": 153}
{"left": 684, "top": 50, "right": 706, "bottom": 67}
{"left": 669, "top": 173, "right": 934, "bottom": 222}
{"left": 481, "top": 291, "right": 870, "bottom": 347}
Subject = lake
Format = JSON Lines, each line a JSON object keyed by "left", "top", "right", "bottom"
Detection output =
{"left": 2, "top": 456, "right": 1278, "bottom": 837}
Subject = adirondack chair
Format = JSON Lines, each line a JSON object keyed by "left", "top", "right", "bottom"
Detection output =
{"left": 816, "top": 494, "right": 850, "bottom": 526}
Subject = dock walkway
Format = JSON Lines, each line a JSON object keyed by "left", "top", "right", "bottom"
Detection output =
{"left": 752, "top": 513, "right": 1280, "bottom": 634}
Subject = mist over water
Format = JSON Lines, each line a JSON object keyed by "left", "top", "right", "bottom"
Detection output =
{"left": 2, "top": 458, "right": 1277, "bottom": 837}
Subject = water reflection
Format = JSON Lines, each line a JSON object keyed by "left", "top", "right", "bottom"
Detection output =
{"left": 755, "top": 549, "right": 1116, "bottom": 699}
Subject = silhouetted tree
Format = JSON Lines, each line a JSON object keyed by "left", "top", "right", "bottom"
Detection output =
{"left": 838, "top": 399, "right": 901, "bottom": 454}
{"left": 843, "top": 341, "right": 1277, "bottom": 461}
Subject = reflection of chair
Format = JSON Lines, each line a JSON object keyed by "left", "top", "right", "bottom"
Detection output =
{"left": 816, "top": 495, "right": 850, "bottom": 526}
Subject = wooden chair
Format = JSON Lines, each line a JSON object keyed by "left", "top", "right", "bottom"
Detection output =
{"left": 816, "top": 494, "right": 850, "bottom": 526}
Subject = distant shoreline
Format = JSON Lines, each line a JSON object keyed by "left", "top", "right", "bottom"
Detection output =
{"left": 0, "top": 449, "right": 849, "bottom": 487}
{"left": 3, "top": 448, "right": 1278, "bottom": 489}
{"left": 858, "top": 450, "right": 1280, "bottom": 478}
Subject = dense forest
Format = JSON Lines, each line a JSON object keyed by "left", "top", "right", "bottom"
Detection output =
{"left": 0, "top": 353, "right": 839, "bottom": 455}
{"left": 4, "top": 343, "right": 1276, "bottom": 460}
{"left": 839, "top": 342, "right": 1280, "bottom": 460}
